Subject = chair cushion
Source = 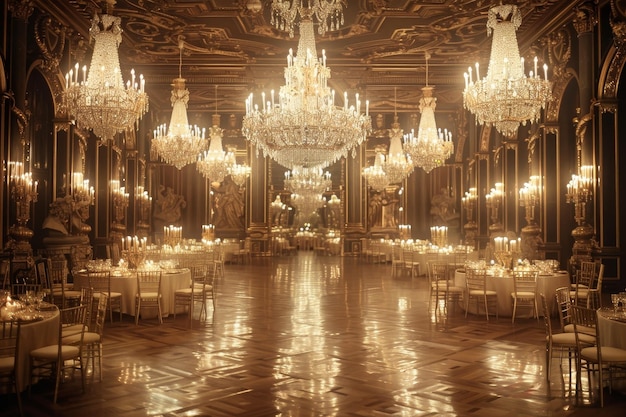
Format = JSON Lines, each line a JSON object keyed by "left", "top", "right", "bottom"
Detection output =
{"left": 31, "top": 344, "right": 80, "bottom": 360}
{"left": 0, "top": 356, "right": 15, "bottom": 371}
{"left": 581, "top": 346, "right": 626, "bottom": 362}
{"left": 512, "top": 291, "right": 536, "bottom": 298}
{"left": 549, "top": 333, "right": 577, "bottom": 346}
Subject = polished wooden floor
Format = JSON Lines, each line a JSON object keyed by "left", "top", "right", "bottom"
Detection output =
{"left": 4, "top": 252, "right": 625, "bottom": 416}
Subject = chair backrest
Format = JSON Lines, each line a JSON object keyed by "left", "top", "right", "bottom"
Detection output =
{"left": 136, "top": 271, "right": 162, "bottom": 297}
{"left": 93, "top": 292, "right": 109, "bottom": 336}
{"left": 570, "top": 305, "right": 599, "bottom": 357}
{"left": 88, "top": 271, "right": 112, "bottom": 295}
{"left": 429, "top": 262, "right": 450, "bottom": 292}
{"left": 0, "top": 259, "right": 10, "bottom": 290}
{"left": 80, "top": 287, "right": 95, "bottom": 329}
{"left": 0, "top": 320, "right": 22, "bottom": 372}
{"left": 554, "top": 286, "right": 573, "bottom": 331}
{"left": 540, "top": 293, "right": 554, "bottom": 337}
{"left": 576, "top": 261, "right": 598, "bottom": 288}
{"left": 512, "top": 270, "right": 538, "bottom": 295}
{"left": 465, "top": 267, "right": 487, "bottom": 293}
{"left": 59, "top": 304, "right": 88, "bottom": 349}
{"left": 34, "top": 258, "right": 51, "bottom": 291}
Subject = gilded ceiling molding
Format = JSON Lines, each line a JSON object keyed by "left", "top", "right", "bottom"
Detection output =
{"left": 8, "top": 0, "right": 33, "bottom": 21}
{"left": 600, "top": 0, "right": 626, "bottom": 105}
{"left": 573, "top": 2, "right": 597, "bottom": 35}
{"left": 34, "top": 14, "right": 66, "bottom": 73}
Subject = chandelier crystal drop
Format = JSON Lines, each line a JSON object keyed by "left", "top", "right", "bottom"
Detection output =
{"left": 61, "top": 8, "right": 148, "bottom": 142}
{"left": 362, "top": 148, "right": 390, "bottom": 191}
{"left": 242, "top": 8, "right": 371, "bottom": 170}
{"left": 403, "top": 53, "right": 453, "bottom": 173}
{"left": 152, "top": 40, "right": 207, "bottom": 170}
{"left": 462, "top": 4, "right": 552, "bottom": 137}
{"left": 197, "top": 114, "right": 230, "bottom": 183}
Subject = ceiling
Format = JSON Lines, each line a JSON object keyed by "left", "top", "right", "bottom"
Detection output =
{"left": 36, "top": 0, "right": 576, "bottom": 127}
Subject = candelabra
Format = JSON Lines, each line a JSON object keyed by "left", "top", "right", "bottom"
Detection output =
{"left": 519, "top": 176, "right": 542, "bottom": 260}
{"left": 430, "top": 225, "right": 448, "bottom": 247}
{"left": 70, "top": 172, "right": 95, "bottom": 236}
{"left": 8, "top": 162, "right": 38, "bottom": 253}
{"left": 493, "top": 236, "right": 521, "bottom": 269}
{"left": 202, "top": 224, "right": 215, "bottom": 242}
{"left": 121, "top": 235, "right": 146, "bottom": 270}
{"left": 163, "top": 225, "right": 183, "bottom": 247}
{"left": 485, "top": 183, "right": 504, "bottom": 237}
{"left": 398, "top": 224, "right": 412, "bottom": 240}
{"left": 110, "top": 180, "right": 129, "bottom": 243}
{"left": 565, "top": 165, "right": 595, "bottom": 267}
{"left": 462, "top": 187, "right": 478, "bottom": 248}
{"left": 135, "top": 186, "right": 152, "bottom": 240}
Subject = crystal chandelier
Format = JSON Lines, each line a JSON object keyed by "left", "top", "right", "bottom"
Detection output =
{"left": 285, "top": 166, "right": 332, "bottom": 215}
{"left": 197, "top": 113, "right": 229, "bottom": 183}
{"left": 382, "top": 90, "right": 413, "bottom": 184}
{"left": 226, "top": 147, "right": 251, "bottom": 187}
{"left": 362, "top": 146, "right": 390, "bottom": 191}
{"left": 152, "top": 39, "right": 207, "bottom": 169}
{"left": 403, "top": 53, "right": 453, "bottom": 173}
{"left": 462, "top": 4, "right": 552, "bottom": 137}
{"left": 62, "top": 2, "right": 148, "bottom": 143}
{"left": 242, "top": 4, "right": 371, "bottom": 170}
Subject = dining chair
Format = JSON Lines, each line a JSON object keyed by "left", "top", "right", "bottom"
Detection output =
{"left": 571, "top": 305, "right": 626, "bottom": 407}
{"left": 30, "top": 304, "right": 88, "bottom": 403}
{"left": 47, "top": 257, "right": 82, "bottom": 309}
{"left": 539, "top": 293, "right": 591, "bottom": 385}
{"left": 174, "top": 263, "right": 214, "bottom": 327}
{"left": 88, "top": 270, "right": 122, "bottom": 322}
{"left": 570, "top": 261, "right": 604, "bottom": 308}
{"left": 135, "top": 270, "right": 163, "bottom": 325}
{"left": 1, "top": 320, "right": 24, "bottom": 416}
{"left": 511, "top": 269, "right": 539, "bottom": 323}
{"left": 555, "top": 286, "right": 574, "bottom": 333}
{"left": 464, "top": 267, "right": 498, "bottom": 321}
{"left": 64, "top": 293, "right": 108, "bottom": 382}
{"left": 390, "top": 245, "right": 404, "bottom": 277}
{"left": 428, "top": 262, "right": 463, "bottom": 315}
{"left": 213, "top": 245, "right": 226, "bottom": 279}
{"left": 402, "top": 249, "right": 419, "bottom": 277}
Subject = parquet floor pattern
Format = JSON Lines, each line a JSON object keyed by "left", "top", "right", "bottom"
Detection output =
{"left": 3, "top": 252, "right": 625, "bottom": 416}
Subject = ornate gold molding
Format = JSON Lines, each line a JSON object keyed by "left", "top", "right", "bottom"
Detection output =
{"left": 8, "top": 0, "right": 33, "bottom": 21}
{"left": 573, "top": 2, "right": 597, "bottom": 35}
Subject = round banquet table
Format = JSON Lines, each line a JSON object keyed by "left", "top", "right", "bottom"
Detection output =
{"left": 14, "top": 307, "right": 60, "bottom": 392}
{"left": 73, "top": 268, "right": 191, "bottom": 317}
{"left": 597, "top": 309, "right": 626, "bottom": 349}
{"left": 454, "top": 269, "right": 571, "bottom": 317}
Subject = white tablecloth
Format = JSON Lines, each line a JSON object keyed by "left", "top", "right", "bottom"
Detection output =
{"left": 74, "top": 269, "right": 191, "bottom": 317}
{"left": 17, "top": 308, "right": 60, "bottom": 391}
{"left": 454, "top": 270, "right": 570, "bottom": 317}
{"left": 597, "top": 309, "right": 626, "bottom": 349}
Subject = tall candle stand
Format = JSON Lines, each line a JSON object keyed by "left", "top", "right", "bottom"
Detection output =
{"left": 565, "top": 165, "right": 595, "bottom": 269}
{"left": 462, "top": 187, "right": 478, "bottom": 248}
{"left": 519, "top": 176, "right": 542, "bottom": 260}
{"left": 8, "top": 162, "right": 38, "bottom": 253}
{"left": 485, "top": 183, "right": 504, "bottom": 237}
{"left": 110, "top": 180, "right": 129, "bottom": 243}
{"left": 135, "top": 186, "right": 152, "bottom": 240}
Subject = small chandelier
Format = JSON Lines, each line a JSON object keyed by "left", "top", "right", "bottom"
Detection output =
{"left": 382, "top": 89, "right": 413, "bottom": 184}
{"left": 197, "top": 86, "right": 230, "bottom": 183}
{"left": 197, "top": 113, "right": 229, "bottom": 183}
{"left": 152, "top": 39, "right": 207, "bottom": 169}
{"left": 362, "top": 146, "right": 390, "bottom": 191}
{"left": 61, "top": 1, "right": 148, "bottom": 143}
{"left": 462, "top": 4, "right": 552, "bottom": 137}
{"left": 242, "top": 3, "right": 371, "bottom": 170}
{"left": 285, "top": 166, "right": 331, "bottom": 216}
{"left": 226, "top": 147, "right": 251, "bottom": 187}
{"left": 403, "top": 53, "right": 453, "bottom": 173}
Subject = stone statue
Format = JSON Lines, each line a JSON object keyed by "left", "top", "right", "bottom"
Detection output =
{"left": 153, "top": 185, "right": 186, "bottom": 226}
{"left": 212, "top": 176, "right": 245, "bottom": 229}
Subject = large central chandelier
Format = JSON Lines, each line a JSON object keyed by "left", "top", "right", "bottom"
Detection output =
{"left": 152, "top": 39, "right": 207, "bottom": 170}
{"left": 242, "top": 3, "right": 371, "bottom": 170}
{"left": 462, "top": 4, "right": 552, "bottom": 137}
{"left": 403, "top": 53, "right": 453, "bottom": 173}
{"left": 62, "top": 1, "right": 148, "bottom": 143}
